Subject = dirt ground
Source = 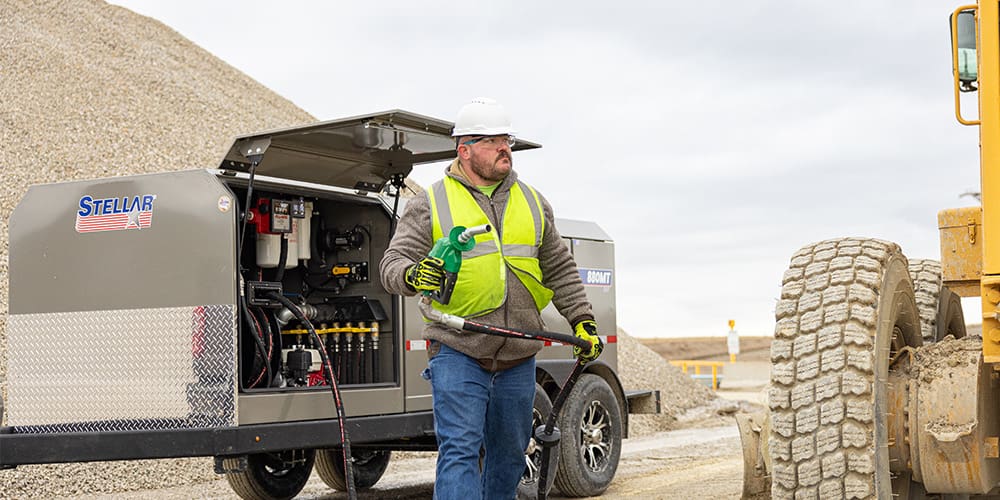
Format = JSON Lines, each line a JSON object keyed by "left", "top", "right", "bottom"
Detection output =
{"left": 76, "top": 342, "right": 772, "bottom": 500}
{"left": 75, "top": 424, "right": 746, "bottom": 500}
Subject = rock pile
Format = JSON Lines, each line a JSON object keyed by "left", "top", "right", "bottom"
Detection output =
{"left": 617, "top": 328, "right": 718, "bottom": 435}
{"left": 0, "top": 1, "right": 723, "bottom": 496}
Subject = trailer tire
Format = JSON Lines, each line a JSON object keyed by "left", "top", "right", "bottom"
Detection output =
{"left": 518, "top": 383, "right": 558, "bottom": 499}
{"left": 769, "top": 238, "right": 921, "bottom": 499}
{"left": 553, "top": 374, "right": 622, "bottom": 498}
{"left": 224, "top": 449, "right": 315, "bottom": 500}
{"left": 315, "top": 448, "right": 391, "bottom": 491}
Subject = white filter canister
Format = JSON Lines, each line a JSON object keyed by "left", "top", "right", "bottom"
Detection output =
{"left": 256, "top": 232, "right": 280, "bottom": 268}
{"left": 298, "top": 201, "right": 312, "bottom": 261}
{"left": 256, "top": 231, "right": 298, "bottom": 269}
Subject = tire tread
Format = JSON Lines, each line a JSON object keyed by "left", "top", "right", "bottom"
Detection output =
{"left": 769, "top": 238, "right": 902, "bottom": 500}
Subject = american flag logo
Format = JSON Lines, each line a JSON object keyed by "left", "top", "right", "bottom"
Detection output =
{"left": 75, "top": 194, "right": 156, "bottom": 233}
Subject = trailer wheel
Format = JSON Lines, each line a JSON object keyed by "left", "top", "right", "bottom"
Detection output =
{"left": 553, "top": 374, "right": 622, "bottom": 498}
{"left": 224, "top": 449, "right": 315, "bottom": 500}
{"left": 315, "top": 448, "right": 391, "bottom": 491}
{"left": 769, "top": 238, "right": 921, "bottom": 499}
{"left": 518, "top": 383, "right": 558, "bottom": 499}
{"left": 908, "top": 259, "right": 966, "bottom": 343}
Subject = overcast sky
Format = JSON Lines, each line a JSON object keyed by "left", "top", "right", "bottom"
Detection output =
{"left": 108, "top": 1, "right": 983, "bottom": 338}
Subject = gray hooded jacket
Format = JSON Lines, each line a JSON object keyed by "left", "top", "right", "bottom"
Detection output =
{"left": 379, "top": 160, "right": 594, "bottom": 370}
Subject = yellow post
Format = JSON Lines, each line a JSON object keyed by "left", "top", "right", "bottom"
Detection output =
{"left": 727, "top": 319, "right": 739, "bottom": 363}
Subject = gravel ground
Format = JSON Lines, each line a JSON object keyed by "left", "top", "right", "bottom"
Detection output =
{"left": 0, "top": 1, "right": 727, "bottom": 497}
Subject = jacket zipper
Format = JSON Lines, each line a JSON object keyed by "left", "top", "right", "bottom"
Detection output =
{"left": 487, "top": 189, "right": 507, "bottom": 372}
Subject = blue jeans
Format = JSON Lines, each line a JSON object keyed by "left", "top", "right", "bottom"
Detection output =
{"left": 425, "top": 342, "right": 536, "bottom": 500}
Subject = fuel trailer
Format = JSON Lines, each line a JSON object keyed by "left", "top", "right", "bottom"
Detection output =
{"left": 2, "top": 110, "right": 658, "bottom": 499}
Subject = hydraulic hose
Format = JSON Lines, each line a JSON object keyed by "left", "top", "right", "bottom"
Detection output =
{"left": 267, "top": 292, "right": 357, "bottom": 500}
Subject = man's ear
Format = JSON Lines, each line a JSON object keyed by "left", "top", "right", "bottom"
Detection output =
{"left": 457, "top": 144, "right": 472, "bottom": 161}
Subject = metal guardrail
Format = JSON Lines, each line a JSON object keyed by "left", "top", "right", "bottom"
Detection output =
{"left": 669, "top": 360, "right": 724, "bottom": 390}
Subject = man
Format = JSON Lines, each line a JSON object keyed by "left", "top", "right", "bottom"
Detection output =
{"left": 379, "top": 97, "right": 601, "bottom": 499}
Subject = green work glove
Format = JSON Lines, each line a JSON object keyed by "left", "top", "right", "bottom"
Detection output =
{"left": 573, "top": 320, "right": 603, "bottom": 362}
{"left": 405, "top": 256, "right": 446, "bottom": 293}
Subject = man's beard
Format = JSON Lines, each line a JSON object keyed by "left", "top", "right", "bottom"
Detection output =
{"left": 469, "top": 151, "right": 512, "bottom": 182}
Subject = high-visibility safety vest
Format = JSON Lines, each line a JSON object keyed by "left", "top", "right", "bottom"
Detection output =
{"left": 427, "top": 176, "right": 554, "bottom": 318}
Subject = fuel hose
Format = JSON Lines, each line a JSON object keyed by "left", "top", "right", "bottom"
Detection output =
{"left": 267, "top": 292, "right": 357, "bottom": 500}
{"left": 418, "top": 299, "right": 594, "bottom": 500}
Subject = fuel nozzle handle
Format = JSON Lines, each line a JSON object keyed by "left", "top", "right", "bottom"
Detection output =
{"left": 457, "top": 224, "right": 492, "bottom": 244}
{"left": 424, "top": 224, "right": 493, "bottom": 305}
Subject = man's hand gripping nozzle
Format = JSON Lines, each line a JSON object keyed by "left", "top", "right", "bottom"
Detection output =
{"left": 414, "top": 224, "right": 493, "bottom": 320}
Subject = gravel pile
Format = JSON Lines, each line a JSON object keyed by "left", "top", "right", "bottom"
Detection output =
{"left": 0, "top": 0, "right": 314, "bottom": 363}
{"left": 0, "top": 1, "right": 722, "bottom": 497}
{"left": 616, "top": 328, "right": 718, "bottom": 436}
{"left": 1, "top": 0, "right": 311, "bottom": 496}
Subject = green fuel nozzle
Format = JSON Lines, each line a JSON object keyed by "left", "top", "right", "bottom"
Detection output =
{"left": 424, "top": 224, "right": 492, "bottom": 304}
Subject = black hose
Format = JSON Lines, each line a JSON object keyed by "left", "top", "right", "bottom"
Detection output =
{"left": 266, "top": 292, "right": 357, "bottom": 500}
{"left": 247, "top": 307, "right": 271, "bottom": 388}
{"left": 388, "top": 179, "right": 403, "bottom": 238}
{"left": 240, "top": 298, "right": 270, "bottom": 388}
{"left": 237, "top": 160, "right": 259, "bottom": 265}
{"left": 274, "top": 235, "right": 288, "bottom": 283}
{"left": 371, "top": 334, "right": 379, "bottom": 384}
{"left": 445, "top": 315, "right": 592, "bottom": 500}
{"left": 236, "top": 159, "right": 270, "bottom": 389}
{"left": 272, "top": 314, "right": 283, "bottom": 384}
{"left": 537, "top": 360, "right": 587, "bottom": 500}
{"left": 254, "top": 307, "right": 276, "bottom": 386}
{"left": 459, "top": 319, "right": 591, "bottom": 350}
{"left": 311, "top": 209, "right": 322, "bottom": 266}
{"left": 358, "top": 341, "right": 366, "bottom": 384}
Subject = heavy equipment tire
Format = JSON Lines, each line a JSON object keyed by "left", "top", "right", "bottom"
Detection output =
{"left": 224, "top": 449, "right": 315, "bottom": 500}
{"left": 936, "top": 286, "right": 966, "bottom": 341}
{"left": 518, "top": 383, "right": 558, "bottom": 499}
{"left": 553, "top": 374, "right": 622, "bottom": 498}
{"left": 769, "top": 238, "right": 922, "bottom": 499}
{"left": 908, "top": 259, "right": 966, "bottom": 343}
{"left": 909, "top": 259, "right": 944, "bottom": 344}
{"left": 315, "top": 448, "right": 391, "bottom": 491}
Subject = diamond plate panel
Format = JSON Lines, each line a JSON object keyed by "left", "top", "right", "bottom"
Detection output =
{"left": 6, "top": 305, "right": 237, "bottom": 433}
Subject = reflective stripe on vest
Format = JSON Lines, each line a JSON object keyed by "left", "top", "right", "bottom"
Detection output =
{"left": 427, "top": 176, "right": 554, "bottom": 318}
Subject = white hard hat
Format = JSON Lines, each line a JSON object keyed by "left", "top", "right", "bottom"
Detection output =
{"left": 451, "top": 97, "right": 516, "bottom": 137}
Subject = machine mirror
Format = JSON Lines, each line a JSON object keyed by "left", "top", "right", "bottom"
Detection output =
{"left": 952, "top": 9, "right": 978, "bottom": 91}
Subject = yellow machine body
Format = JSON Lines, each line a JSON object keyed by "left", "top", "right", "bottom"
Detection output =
{"left": 948, "top": 1, "right": 1000, "bottom": 362}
